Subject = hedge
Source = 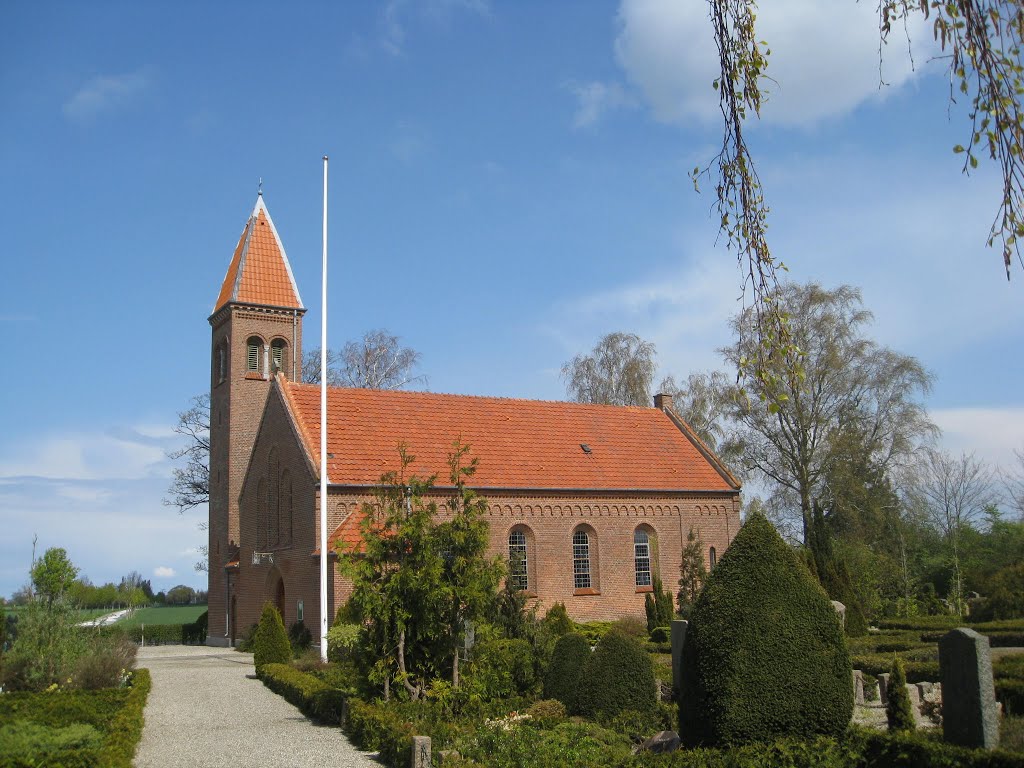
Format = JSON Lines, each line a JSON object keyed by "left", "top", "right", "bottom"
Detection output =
{"left": 996, "top": 679, "right": 1024, "bottom": 716}
{"left": 634, "top": 729, "right": 1024, "bottom": 767}
{"left": 578, "top": 630, "right": 656, "bottom": 720}
{"left": 95, "top": 611, "right": 208, "bottom": 645}
{"left": 543, "top": 633, "right": 591, "bottom": 713}
{"left": 344, "top": 698, "right": 414, "bottom": 768}
{"left": 849, "top": 654, "right": 940, "bottom": 683}
{"left": 921, "top": 631, "right": 1024, "bottom": 648}
{"left": 0, "top": 668, "right": 151, "bottom": 768}
{"left": 258, "top": 663, "right": 348, "bottom": 724}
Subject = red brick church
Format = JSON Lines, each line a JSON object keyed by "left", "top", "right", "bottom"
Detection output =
{"left": 206, "top": 194, "right": 742, "bottom": 646}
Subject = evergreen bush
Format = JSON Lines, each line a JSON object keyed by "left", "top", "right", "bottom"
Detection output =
{"left": 288, "top": 620, "right": 312, "bottom": 654}
{"left": 542, "top": 632, "right": 590, "bottom": 713}
{"left": 679, "top": 513, "right": 853, "bottom": 747}
{"left": 886, "top": 656, "right": 916, "bottom": 732}
{"left": 252, "top": 602, "right": 291, "bottom": 675}
{"left": 542, "top": 603, "right": 573, "bottom": 637}
{"left": 578, "top": 629, "right": 656, "bottom": 721}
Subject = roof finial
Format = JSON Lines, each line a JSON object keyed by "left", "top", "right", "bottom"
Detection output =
{"left": 258, "top": 177, "right": 263, "bottom": 197}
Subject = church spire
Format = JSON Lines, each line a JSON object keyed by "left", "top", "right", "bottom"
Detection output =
{"left": 213, "top": 195, "right": 304, "bottom": 313}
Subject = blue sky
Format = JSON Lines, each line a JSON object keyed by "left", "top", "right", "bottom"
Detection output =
{"left": 2, "top": 1, "right": 1021, "bottom": 598}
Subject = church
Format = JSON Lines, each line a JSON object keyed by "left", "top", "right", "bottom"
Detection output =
{"left": 205, "top": 194, "right": 742, "bottom": 646}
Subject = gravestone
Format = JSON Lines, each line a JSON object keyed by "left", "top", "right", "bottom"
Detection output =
{"left": 640, "top": 731, "right": 681, "bottom": 754}
{"left": 877, "top": 673, "right": 890, "bottom": 706}
{"left": 411, "top": 736, "right": 431, "bottom": 768}
{"left": 670, "top": 619, "right": 688, "bottom": 696}
{"left": 852, "top": 670, "right": 864, "bottom": 705}
{"left": 831, "top": 600, "right": 846, "bottom": 628}
{"left": 939, "top": 628, "right": 999, "bottom": 749}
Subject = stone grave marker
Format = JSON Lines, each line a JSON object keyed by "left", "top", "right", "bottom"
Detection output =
{"left": 939, "top": 627, "right": 999, "bottom": 749}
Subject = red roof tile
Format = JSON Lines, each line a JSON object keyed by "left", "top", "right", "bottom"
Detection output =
{"left": 214, "top": 195, "right": 303, "bottom": 312}
{"left": 284, "top": 384, "right": 737, "bottom": 492}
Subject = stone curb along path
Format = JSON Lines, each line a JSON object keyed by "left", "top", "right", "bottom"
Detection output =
{"left": 134, "top": 646, "right": 380, "bottom": 768}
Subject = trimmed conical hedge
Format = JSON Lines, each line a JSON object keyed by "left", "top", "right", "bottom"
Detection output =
{"left": 253, "top": 602, "right": 292, "bottom": 675}
{"left": 679, "top": 513, "right": 853, "bottom": 747}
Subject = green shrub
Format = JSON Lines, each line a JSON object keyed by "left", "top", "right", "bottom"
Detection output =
{"left": 2, "top": 600, "right": 87, "bottom": 691}
{"left": 679, "top": 513, "right": 853, "bottom": 747}
{"left": 1003, "top": 716, "right": 1024, "bottom": 753}
{"left": 649, "top": 626, "right": 671, "bottom": 643}
{"left": 252, "top": 602, "right": 291, "bottom": 674}
{"left": 541, "top": 603, "right": 573, "bottom": 637}
{"left": 327, "top": 622, "right": 362, "bottom": 663}
{"left": 259, "top": 662, "right": 348, "bottom": 724}
{"left": 525, "top": 698, "right": 567, "bottom": 727}
{"left": 288, "top": 620, "right": 312, "bottom": 654}
{"left": 72, "top": 632, "right": 136, "bottom": 689}
{"left": 0, "top": 720, "right": 102, "bottom": 766}
{"left": 610, "top": 615, "right": 648, "bottom": 639}
{"left": 236, "top": 622, "right": 258, "bottom": 652}
{"left": 997, "top": 680, "right": 1024, "bottom": 717}
{"left": 886, "top": 656, "right": 916, "bottom": 732}
{"left": 344, "top": 698, "right": 414, "bottom": 767}
{"left": 578, "top": 629, "right": 656, "bottom": 721}
{"left": 542, "top": 632, "right": 590, "bottom": 713}
{"left": 467, "top": 636, "right": 536, "bottom": 699}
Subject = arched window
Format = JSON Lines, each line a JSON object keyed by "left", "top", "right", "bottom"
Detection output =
{"left": 508, "top": 529, "right": 528, "bottom": 591}
{"left": 634, "top": 528, "right": 652, "bottom": 587}
{"left": 709, "top": 547, "right": 717, "bottom": 569}
{"left": 573, "top": 529, "right": 591, "bottom": 590}
{"left": 246, "top": 336, "right": 263, "bottom": 373}
{"left": 270, "top": 339, "right": 287, "bottom": 374}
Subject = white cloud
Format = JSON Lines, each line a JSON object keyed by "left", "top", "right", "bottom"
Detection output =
{"left": 543, "top": 249, "right": 740, "bottom": 383}
{"left": 154, "top": 566, "right": 176, "bottom": 579}
{"left": 0, "top": 428, "right": 170, "bottom": 481}
{"left": 930, "top": 407, "right": 1024, "bottom": 472}
{"left": 63, "top": 72, "right": 149, "bottom": 121}
{"left": 614, "top": 0, "right": 935, "bottom": 126}
{"left": 568, "top": 80, "right": 635, "bottom": 128}
{"left": 380, "top": 0, "right": 489, "bottom": 56}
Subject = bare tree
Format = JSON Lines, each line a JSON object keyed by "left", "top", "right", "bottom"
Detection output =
{"left": 721, "top": 283, "right": 937, "bottom": 543}
{"left": 658, "top": 371, "right": 732, "bottom": 451}
{"left": 1004, "top": 447, "right": 1024, "bottom": 519}
{"left": 164, "top": 394, "right": 210, "bottom": 513}
{"left": 561, "top": 332, "right": 657, "bottom": 407}
{"left": 303, "top": 329, "right": 426, "bottom": 390}
{"left": 911, "top": 449, "right": 998, "bottom": 614}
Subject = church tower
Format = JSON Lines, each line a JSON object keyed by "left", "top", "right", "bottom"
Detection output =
{"left": 207, "top": 193, "right": 305, "bottom": 645}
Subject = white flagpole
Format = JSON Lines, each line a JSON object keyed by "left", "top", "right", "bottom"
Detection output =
{"left": 320, "top": 155, "right": 329, "bottom": 662}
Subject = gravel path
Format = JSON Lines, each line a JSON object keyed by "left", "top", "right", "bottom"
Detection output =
{"left": 134, "top": 646, "right": 380, "bottom": 768}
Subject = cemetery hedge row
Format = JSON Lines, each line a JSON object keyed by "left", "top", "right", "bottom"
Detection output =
{"left": 0, "top": 668, "right": 151, "bottom": 767}
{"left": 95, "top": 610, "right": 208, "bottom": 645}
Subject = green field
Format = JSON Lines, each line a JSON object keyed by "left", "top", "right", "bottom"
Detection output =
{"left": 118, "top": 605, "right": 207, "bottom": 627}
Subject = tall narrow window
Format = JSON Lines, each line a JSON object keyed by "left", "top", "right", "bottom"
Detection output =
{"left": 271, "top": 339, "right": 286, "bottom": 374}
{"left": 573, "top": 529, "right": 591, "bottom": 590}
{"left": 246, "top": 337, "right": 262, "bottom": 372}
{"left": 709, "top": 547, "right": 717, "bottom": 569}
{"left": 268, "top": 448, "right": 280, "bottom": 546}
{"left": 634, "top": 528, "right": 652, "bottom": 587}
{"left": 281, "top": 470, "right": 293, "bottom": 546}
{"left": 256, "top": 478, "right": 266, "bottom": 549}
{"left": 508, "top": 530, "right": 528, "bottom": 591}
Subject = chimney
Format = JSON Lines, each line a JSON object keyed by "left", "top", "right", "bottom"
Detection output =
{"left": 654, "top": 392, "right": 674, "bottom": 411}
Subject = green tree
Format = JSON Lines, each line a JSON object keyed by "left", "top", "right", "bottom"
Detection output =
{"left": 721, "top": 282, "right": 936, "bottom": 544}
{"left": 433, "top": 441, "right": 504, "bottom": 688}
{"left": 677, "top": 527, "right": 709, "bottom": 617}
{"left": 252, "top": 602, "right": 291, "bottom": 674}
{"left": 341, "top": 443, "right": 500, "bottom": 700}
{"left": 886, "top": 656, "right": 916, "bottom": 733}
{"left": 30, "top": 548, "right": 78, "bottom": 606}
{"left": 561, "top": 332, "right": 657, "bottom": 407}
{"left": 704, "top": 0, "right": 1024, "bottom": 394}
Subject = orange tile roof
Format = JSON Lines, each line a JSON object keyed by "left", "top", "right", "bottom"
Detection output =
{"left": 213, "top": 195, "right": 304, "bottom": 312}
{"left": 284, "top": 383, "right": 738, "bottom": 492}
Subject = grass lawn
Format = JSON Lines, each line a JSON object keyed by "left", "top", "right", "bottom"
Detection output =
{"left": 117, "top": 605, "right": 207, "bottom": 626}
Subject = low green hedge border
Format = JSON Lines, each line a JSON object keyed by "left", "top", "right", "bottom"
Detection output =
{"left": 0, "top": 668, "right": 151, "bottom": 768}
{"left": 258, "top": 663, "right": 348, "bottom": 725}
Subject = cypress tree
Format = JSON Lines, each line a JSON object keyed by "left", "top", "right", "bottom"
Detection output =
{"left": 886, "top": 656, "right": 916, "bottom": 732}
{"left": 253, "top": 602, "right": 291, "bottom": 675}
